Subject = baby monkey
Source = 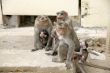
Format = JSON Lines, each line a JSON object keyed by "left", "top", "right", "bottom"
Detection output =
{"left": 39, "top": 29, "right": 49, "bottom": 48}
{"left": 73, "top": 39, "right": 88, "bottom": 64}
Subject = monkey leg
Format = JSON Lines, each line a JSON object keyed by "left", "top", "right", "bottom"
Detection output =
{"left": 78, "top": 49, "right": 88, "bottom": 64}
{"left": 77, "top": 63, "right": 87, "bottom": 73}
{"left": 72, "top": 56, "right": 87, "bottom": 73}
{"left": 31, "top": 31, "right": 43, "bottom": 52}
{"left": 45, "top": 37, "right": 53, "bottom": 51}
{"left": 72, "top": 60, "right": 77, "bottom": 73}
{"left": 45, "top": 38, "right": 58, "bottom": 56}
{"left": 44, "top": 27, "right": 53, "bottom": 51}
{"left": 52, "top": 42, "right": 68, "bottom": 62}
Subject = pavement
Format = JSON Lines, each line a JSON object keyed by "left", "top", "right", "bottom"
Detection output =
{"left": 0, "top": 27, "right": 110, "bottom": 73}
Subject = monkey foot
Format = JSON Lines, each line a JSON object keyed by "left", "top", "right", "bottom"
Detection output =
{"left": 65, "top": 61, "right": 72, "bottom": 69}
{"left": 45, "top": 47, "right": 51, "bottom": 51}
{"left": 52, "top": 51, "right": 57, "bottom": 56}
{"left": 45, "top": 51, "right": 57, "bottom": 56}
{"left": 52, "top": 57, "right": 64, "bottom": 63}
{"left": 78, "top": 60, "right": 83, "bottom": 64}
{"left": 31, "top": 49, "right": 38, "bottom": 52}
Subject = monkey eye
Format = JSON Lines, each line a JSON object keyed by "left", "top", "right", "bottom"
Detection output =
{"left": 45, "top": 16, "right": 47, "bottom": 18}
{"left": 57, "top": 12, "right": 60, "bottom": 15}
{"left": 37, "top": 16, "right": 41, "bottom": 18}
{"left": 60, "top": 13, "right": 64, "bottom": 15}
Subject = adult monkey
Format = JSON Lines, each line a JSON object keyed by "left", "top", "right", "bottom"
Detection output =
{"left": 51, "top": 21, "right": 77, "bottom": 69}
{"left": 50, "top": 10, "right": 80, "bottom": 55}
{"left": 31, "top": 15, "right": 53, "bottom": 51}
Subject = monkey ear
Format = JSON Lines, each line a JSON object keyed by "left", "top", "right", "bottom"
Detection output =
{"left": 56, "top": 12, "right": 60, "bottom": 15}
{"left": 35, "top": 16, "right": 40, "bottom": 20}
{"left": 37, "top": 15, "right": 41, "bottom": 19}
{"left": 47, "top": 17, "right": 52, "bottom": 25}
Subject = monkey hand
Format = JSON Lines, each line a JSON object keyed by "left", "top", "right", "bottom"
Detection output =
{"left": 65, "top": 60, "right": 72, "bottom": 69}
{"left": 44, "top": 46, "right": 50, "bottom": 51}
{"left": 51, "top": 31, "right": 57, "bottom": 38}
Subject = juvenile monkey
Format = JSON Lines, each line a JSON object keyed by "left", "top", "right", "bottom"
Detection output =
{"left": 52, "top": 21, "right": 76, "bottom": 69}
{"left": 73, "top": 40, "right": 88, "bottom": 64}
{"left": 31, "top": 15, "right": 52, "bottom": 51}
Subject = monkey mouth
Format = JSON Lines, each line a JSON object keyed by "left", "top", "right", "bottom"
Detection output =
{"left": 40, "top": 20, "right": 47, "bottom": 22}
{"left": 39, "top": 20, "right": 48, "bottom": 24}
{"left": 57, "top": 27, "right": 65, "bottom": 30}
{"left": 57, "top": 28, "right": 65, "bottom": 34}
{"left": 57, "top": 17, "right": 64, "bottom": 20}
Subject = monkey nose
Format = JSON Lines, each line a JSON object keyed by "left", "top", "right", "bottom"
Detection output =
{"left": 41, "top": 18, "right": 44, "bottom": 20}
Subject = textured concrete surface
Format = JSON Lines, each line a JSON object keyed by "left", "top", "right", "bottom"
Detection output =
{"left": 0, "top": 49, "right": 65, "bottom": 67}
{"left": 0, "top": 27, "right": 109, "bottom": 73}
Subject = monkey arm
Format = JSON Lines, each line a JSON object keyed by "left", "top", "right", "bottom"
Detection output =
{"left": 34, "top": 29, "right": 42, "bottom": 49}
{"left": 45, "top": 27, "right": 53, "bottom": 50}
{"left": 46, "top": 26, "right": 57, "bottom": 47}
{"left": 75, "top": 48, "right": 83, "bottom": 55}
{"left": 66, "top": 41, "right": 75, "bottom": 69}
{"left": 52, "top": 40, "right": 59, "bottom": 52}
{"left": 66, "top": 40, "right": 75, "bottom": 61}
{"left": 65, "top": 18, "right": 73, "bottom": 30}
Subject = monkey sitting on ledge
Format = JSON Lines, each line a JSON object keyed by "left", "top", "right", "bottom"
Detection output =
{"left": 31, "top": 15, "right": 52, "bottom": 52}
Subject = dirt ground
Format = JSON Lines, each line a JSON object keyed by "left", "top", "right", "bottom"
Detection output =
{"left": 0, "top": 27, "right": 110, "bottom": 73}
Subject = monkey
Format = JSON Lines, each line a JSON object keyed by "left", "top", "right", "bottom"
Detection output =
{"left": 39, "top": 29, "right": 49, "bottom": 48}
{"left": 31, "top": 15, "right": 53, "bottom": 52}
{"left": 56, "top": 10, "right": 80, "bottom": 52}
{"left": 70, "top": 40, "right": 88, "bottom": 73}
{"left": 46, "top": 11, "right": 80, "bottom": 55}
{"left": 51, "top": 21, "right": 76, "bottom": 69}
{"left": 71, "top": 39, "right": 110, "bottom": 73}
{"left": 71, "top": 40, "right": 110, "bottom": 73}
{"left": 73, "top": 39, "right": 88, "bottom": 64}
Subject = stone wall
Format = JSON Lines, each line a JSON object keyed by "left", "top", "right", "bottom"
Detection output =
{"left": 81, "top": 0, "right": 110, "bottom": 27}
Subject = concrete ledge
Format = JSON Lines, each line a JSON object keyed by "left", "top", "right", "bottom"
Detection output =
{"left": 0, "top": 67, "right": 68, "bottom": 73}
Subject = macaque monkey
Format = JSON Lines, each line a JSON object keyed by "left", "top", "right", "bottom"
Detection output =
{"left": 56, "top": 10, "right": 80, "bottom": 52}
{"left": 39, "top": 29, "right": 49, "bottom": 48}
{"left": 74, "top": 40, "right": 88, "bottom": 64}
{"left": 52, "top": 21, "right": 76, "bottom": 69}
{"left": 31, "top": 15, "right": 52, "bottom": 51}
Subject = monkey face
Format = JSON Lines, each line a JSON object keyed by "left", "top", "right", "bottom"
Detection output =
{"left": 39, "top": 30, "right": 49, "bottom": 45}
{"left": 54, "top": 21, "right": 68, "bottom": 35}
{"left": 39, "top": 30, "right": 49, "bottom": 39}
{"left": 36, "top": 15, "right": 50, "bottom": 25}
{"left": 56, "top": 11, "right": 68, "bottom": 21}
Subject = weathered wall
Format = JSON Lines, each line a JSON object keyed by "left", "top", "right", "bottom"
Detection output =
{"left": 3, "top": 15, "right": 20, "bottom": 28}
{"left": 81, "top": 0, "right": 109, "bottom": 27}
{"left": 2, "top": 0, "right": 78, "bottom": 16}
{"left": 106, "top": 0, "right": 110, "bottom": 53}
{"left": 0, "top": 2, "right": 3, "bottom": 25}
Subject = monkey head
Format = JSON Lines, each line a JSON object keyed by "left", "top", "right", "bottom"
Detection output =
{"left": 39, "top": 29, "right": 49, "bottom": 45}
{"left": 56, "top": 10, "right": 68, "bottom": 21}
{"left": 35, "top": 15, "right": 51, "bottom": 26}
{"left": 39, "top": 29, "right": 49, "bottom": 39}
{"left": 54, "top": 21, "right": 69, "bottom": 36}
